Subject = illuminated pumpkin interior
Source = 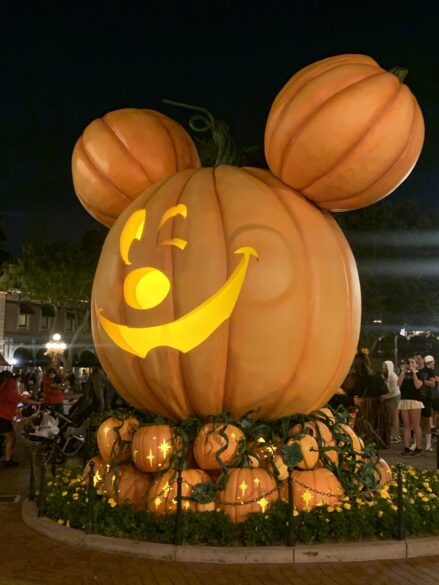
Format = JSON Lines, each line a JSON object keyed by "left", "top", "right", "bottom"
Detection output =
{"left": 98, "top": 205, "right": 258, "bottom": 357}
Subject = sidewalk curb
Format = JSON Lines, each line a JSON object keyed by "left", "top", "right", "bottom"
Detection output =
{"left": 22, "top": 499, "right": 439, "bottom": 564}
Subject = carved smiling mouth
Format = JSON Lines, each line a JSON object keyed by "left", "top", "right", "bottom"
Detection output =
{"left": 98, "top": 246, "right": 258, "bottom": 358}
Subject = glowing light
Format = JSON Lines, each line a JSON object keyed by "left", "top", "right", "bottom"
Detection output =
{"left": 183, "top": 500, "right": 191, "bottom": 510}
{"left": 160, "top": 238, "right": 187, "bottom": 250}
{"left": 154, "top": 497, "right": 162, "bottom": 509}
{"left": 158, "top": 204, "right": 187, "bottom": 230}
{"left": 98, "top": 246, "right": 258, "bottom": 357}
{"left": 120, "top": 210, "right": 146, "bottom": 265}
{"left": 146, "top": 449, "right": 155, "bottom": 466}
{"left": 123, "top": 267, "right": 170, "bottom": 310}
{"left": 258, "top": 497, "right": 269, "bottom": 513}
{"left": 301, "top": 490, "right": 314, "bottom": 509}
{"left": 158, "top": 439, "right": 171, "bottom": 459}
{"left": 239, "top": 481, "right": 248, "bottom": 497}
{"left": 162, "top": 482, "right": 171, "bottom": 496}
{"left": 253, "top": 478, "right": 261, "bottom": 487}
{"left": 132, "top": 450, "right": 138, "bottom": 461}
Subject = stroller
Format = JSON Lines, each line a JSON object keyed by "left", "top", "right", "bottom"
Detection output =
{"left": 23, "top": 392, "right": 95, "bottom": 463}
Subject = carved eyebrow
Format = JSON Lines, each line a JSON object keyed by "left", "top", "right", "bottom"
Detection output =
{"left": 158, "top": 204, "right": 187, "bottom": 231}
{"left": 120, "top": 210, "right": 146, "bottom": 265}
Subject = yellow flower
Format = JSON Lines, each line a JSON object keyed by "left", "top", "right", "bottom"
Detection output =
{"left": 378, "top": 510, "right": 384, "bottom": 518}
{"left": 72, "top": 493, "right": 79, "bottom": 500}
{"left": 47, "top": 481, "right": 53, "bottom": 487}
{"left": 343, "top": 503, "right": 351, "bottom": 510}
{"left": 422, "top": 497, "right": 429, "bottom": 503}
{"left": 61, "top": 491, "right": 68, "bottom": 497}
{"left": 108, "top": 498, "right": 118, "bottom": 508}
{"left": 367, "top": 501, "right": 375, "bottom": 507}
{"left": 391, "top": 504, "right": 398, "bottom": 512}
{"left": 293, "top": 509, "right": 299, "bottom": 517}
{"left": 379, "top": 489, "right": 390, "bottom": 499}
{"left": 325, "top": 518, "right": 330, "bottom": 523}
{"left": 417, "top": 492, "right": 424, "bottom": 499}
{"left": 327, "top": 506, "right": 334, "bottom": 513}
{"left": 355, "top": 498, "right": 363, "bottom": 505}
{"left": 402, "top": 487, "right": 407, "bottom": 493}
{"left": 409, "top": 499, "right": 415, "bottom": 505}
{"left": 57, "top": 519, "right": 64, "bottom": 525}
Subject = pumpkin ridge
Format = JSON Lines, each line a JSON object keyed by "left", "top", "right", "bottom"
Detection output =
{"left": 277, "top": 70, "right": 385, "bottom": 181}
{"left": 170, "top": 170, "right": 201, "bottom": 417}
{"left": 211, "top": 166, "right": 230, "bottom": 413}
{"left": 101, "top": 115, "right": 154, "bottom": 187}
{"left": 74, "top": 137, "right": 134, "bottom": 204}
{"left": 150, "top": 112, "right": 181, "bottom": 173}
{"left": 267, "top": 62, "right": 379, "bottom": 160}
{"left": 313, "top": 215, "right": 359, "bottom": 405}
{"left": 300, "top": 81, "right": 404, "bottom": 193}
{"left": 318, "top": 97, "right": 421, "bottom": 209}
{"left": 259, "top": 184, "right": 314, "bottom": 419}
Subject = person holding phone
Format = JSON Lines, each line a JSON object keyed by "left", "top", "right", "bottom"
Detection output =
{"left": 397, "top": 357, "right": 424, "bottom": 456}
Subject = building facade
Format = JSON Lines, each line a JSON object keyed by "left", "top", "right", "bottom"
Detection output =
{"left": 0, "top": 292, "right": 96, "bottom": 369}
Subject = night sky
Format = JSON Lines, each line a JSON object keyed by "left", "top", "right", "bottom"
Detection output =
{"left": 1, "top": 1, "right": 438, "bottom": 255}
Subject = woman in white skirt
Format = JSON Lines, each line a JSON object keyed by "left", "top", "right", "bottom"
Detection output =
{"left": 397, "top": 357, "right": 424, "bottom": 456}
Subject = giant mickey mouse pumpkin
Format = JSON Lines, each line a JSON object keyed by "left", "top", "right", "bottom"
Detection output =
{"left": 74, "top": 53, "right": 423, "bottom": 423}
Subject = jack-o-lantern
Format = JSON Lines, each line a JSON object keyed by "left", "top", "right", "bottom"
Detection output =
{"left": 104, "top": 463, "right": 152, "bottom": 511}
{"left": 131, "top": 424, "right": 181, "bottom": 473}
{"left": 193, "top": 423, "right": 244, "bottom": 470}
{"left": 338, "top": 423, "right": 364, "bottom": 461}
{"left": 92, "top": 166, "right": 360, "bottom": 420}
{"left": 97, "top": 416, "right": 139, "bottom": 464}
{"left": 82, "top": 456, "right": 107, "bottom": 494}
{"left": 218, "top": 468, "right": 278, "bottom": 522}
{"left": 72, "top": 108, "right": 201, "bottom": 227}
{"left": 273, "top": 433, "right": 319, "bottom": 481}
{"left": 374, "top": 458, "right": 392, "bottom": 487}
{"left": 148, "top": 469, "right": 215, "bottom": 514}
{"left": 265, "top": 54, "right": 424, "bottom": 211}
{"left": 279, "top": 468, "right": 344, "bottom": 511}
{"left": 303, "top": 421, "right": 338, "bottom": 466}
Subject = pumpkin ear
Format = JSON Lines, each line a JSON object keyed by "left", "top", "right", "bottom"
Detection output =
{"left": 264, "top": 54, "right": 424, "bottom": 212}
{"left": 72, "top": 108, "right": 200, "bottom": 227}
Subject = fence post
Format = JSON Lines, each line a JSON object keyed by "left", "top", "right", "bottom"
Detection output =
{"left": 396, "top": 463, "right": 405, "bottom": 540}
{"left": 85, "top": 460, "right": 95, "bottom": 534}
{"left": 28, "top": 445, "right": 37, "bottom": 502}
{"left": 37, "top": 452, "right": 47, "bottom": 517}
{"left": 174, "top": 468, "right": 183, "bottom": 546}
{"left": 436, "top": 433, "right": 439, "bottom": 470}
{"left": 287, "top": 467, "right": 296, "bottom": 547}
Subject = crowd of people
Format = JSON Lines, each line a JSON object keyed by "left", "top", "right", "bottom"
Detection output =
{"left": 0, "top": 365, "right": 112, "bottom": 467}
{"left": 332, "top": 350, "right": 439, "bottom": 455}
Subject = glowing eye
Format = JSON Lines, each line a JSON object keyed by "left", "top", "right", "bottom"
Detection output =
{"left": 123, "top": 267, "right": 170, "bottom": 310}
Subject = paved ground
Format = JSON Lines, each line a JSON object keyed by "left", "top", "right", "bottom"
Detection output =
{"left": 0, "top": 429, "right": 438, "bottom": 585}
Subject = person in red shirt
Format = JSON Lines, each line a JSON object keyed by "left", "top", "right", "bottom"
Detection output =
{"left": 42, "top": 368, "right": 64, "bottom": 413}
{"left": 0, "top": 372, "right": 39, "bottom": 466}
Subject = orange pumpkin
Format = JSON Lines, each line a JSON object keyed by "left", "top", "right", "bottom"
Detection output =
{"left": 131, "top": 424, "right": 181, "bottom": 473}
{"left": 104, "top": 463, "right": 152, "bottom": 511}
{"left": 338, "top": 423, "right": 364, "bottom": 461}
{"left": 303, "top": 421, "right": 338, "bottom": 466}
{"left": 82, "top": 456, "right": 107, "bottom": 494}
{"left": 265, "top": 54, "right": 424, "bottom": 211}
{"left": 218, "top": 468, "right": 278, "bottom": 522}
{"left": 193, "top": 423, "right": 244, "bottom": 470}
{"left": 97, "top": 416, "right": 139, "bottom": 464}
{"left": 91, "top": 166, "right": 360, "bottom": 420}
{"left": 148, "top": 468, "right": 215, "bottom": 514}
{"left": 72, "top": 108, "right": 201, "bottom": 227}
{"left": 313, "top": 407, "right": 336, "bottom": 425}
{"left": 273, "top": 434, "right": 319, "bottom": 480}
{"left": 374, "top": 458, "right": 392, "bottom": 487}
{"left": 279, "top": 468, "right": 344, "bottom": 511}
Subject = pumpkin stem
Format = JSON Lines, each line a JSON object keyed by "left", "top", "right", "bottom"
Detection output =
{"left": 163, "top": 98, "right": 243, "bottom": 166}
{"left": 389, "top": 67, "right": 409, "bottom": 83}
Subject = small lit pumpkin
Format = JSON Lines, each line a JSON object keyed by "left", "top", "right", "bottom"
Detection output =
{"left": 131, "top": 424, "right": 181, "bottom": 473}
{"left": 104, "top": 463, "right": 152, "bottom": 511}
{"left": 279, "top": 468, "right": 344, "bottom": 511}
{"left": 248, "top": 436, "right": 278, "bottom": 464}
{"left": 374, "top": 458, "right": 392, "bottom": 487}
{"left": 92, "top": 166, "right": 360, "bottom": 420}
{"left": 218, "top": 468, "right": 278, "bottom": 523}
{"left": 303, "top": 421, "right": 338, "bottom": 466}
{"left": 193, "top": 423, "right": 244, "bottom": 470}
{"left": 72, "top": 108, "right": 201, "bottom": 227}
{"left": 97, "top": 416, "right": 139, "bottom": 464}
{"left": 338, "top": 423, "right": 364, "bottom": 461}
{"left": 81, "top": 456, "right": 107, "bottom": 494}
{"left": 148, "top": 468, "right": 215, "bottom": 514}
{"left": 265, "top": 54, "right": 424, "bottom": 211}
{"left": 273, "top": 434, "right": 319, "bottom": 480}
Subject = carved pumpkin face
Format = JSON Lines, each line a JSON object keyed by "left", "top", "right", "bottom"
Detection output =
{"left": 92, "top": 166, "right": 360, "bottom": 421}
